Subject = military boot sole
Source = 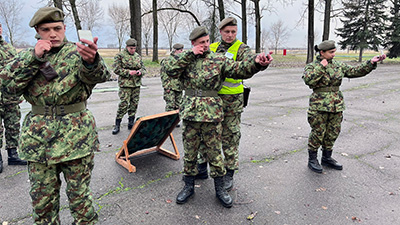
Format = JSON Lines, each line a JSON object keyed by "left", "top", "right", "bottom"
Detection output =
{"left": 8, "top": 160, "right": 27, "bottom": 166}
{"left": 308, "top": 163, "right": 323, "bottom": 173}
{"left": 321, "top": 160, "right": 343, "bottom": 170}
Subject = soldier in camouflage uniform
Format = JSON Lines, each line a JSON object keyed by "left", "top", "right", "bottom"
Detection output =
{"left": 196, "top": 17, "right": 257, "bottom": 191}
{"left": 164, "top": 26, "right": 272, "bottom": 208}
{"left": 303, "top": 40, "right": 386, "bottom": 173}
{"left": 1, "top": 7, "right": 110, "bottom": 224}
{"left": 0, "top": 22, "right": 27, "bottom": 173}
{"left": 160, "top": 43, "right": 184, "bottom": 113}
{"left": 112, "top": 38, "right": 146, "bottom": 135}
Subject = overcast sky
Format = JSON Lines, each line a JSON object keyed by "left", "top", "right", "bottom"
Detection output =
{"left": 6, "top": 0, "right": 341, "bottom": 49}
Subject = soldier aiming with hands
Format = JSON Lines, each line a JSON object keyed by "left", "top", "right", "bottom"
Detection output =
{"left": 303, "top": 40, "right": 386, "bottom": 174}
{"left": 164, "top": 26, "right": 272, "bottom": 208}
{"left": 1, "top": 7, "right": 110, "bottom": 224}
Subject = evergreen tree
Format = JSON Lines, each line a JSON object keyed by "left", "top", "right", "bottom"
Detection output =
{"left": 385, "top": 0, "right": 400, "bottom": 58}
{"left": 336, "top": 0, "right": 388, "bottom": 62}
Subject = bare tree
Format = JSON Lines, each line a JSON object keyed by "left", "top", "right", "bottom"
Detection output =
{"left": 268, "top": 20, "right": 290, "bottom": 54}
{"left": 241, "top": 0, "right": 247, "bottom": 43}
{"left": 152, "top": 0, "right": 158, "bottom": 62}
{"left": 78, "top": 0, "right": 103, "bottom": 31}
{"left": 69, "top": 0, "right": 82, "bottom": 33}
{"left": 108, "top": 3, "right": 130, "bottom": 51}
{"left": 142, "top": 14, "right": 152, "bottom": 56}
{"left": 54, "top": 0, "right": 63, "bottom": 9}
{"left": 159, "top": 10, "right": 181, "bottom": 51}
{"left": 322, "top": 0, "right": 331, "bottom": 40}
{"left": 0, "top": 0, "right": 23, "bottom": 45}
{"left": 217, "top": 0, "right": 225, "bottom": 19}
{"left": 307, "top": 0, "right": 314, "bottom": 63}
{"left": 129, "top": 0, "right": 142, "bottom": 55}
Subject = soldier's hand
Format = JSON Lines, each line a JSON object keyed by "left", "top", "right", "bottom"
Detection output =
{"left": 129, "top": 70, "right": 137, "bottom": 75}
{"left": 77, "top": 37, "right": 98, "bottom": 65}
{"left": 136, "top": 71, "right": 141, "bottom": 76}
{"left": 321, "top": 59, "right": 328, "bottom": 67}
{"left": 192, "top": 45, "right": 204, "bottom": 55}
{"left": 34, "top": 40, "right": 52, "bottom": 58}
{"left": 371, "top": 54, "right": 386, "bottom": 63}
{"left": 255, "top": 52, "right": 273, "bottom": 66}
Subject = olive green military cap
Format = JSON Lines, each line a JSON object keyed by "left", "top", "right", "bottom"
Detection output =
{"left": 126, "top": 38, "right": 137, "bottom": 46}
{"left": 29, "top": 7, "right": 65, "bottom": 27}
{"left": 318, "top": 40, "right": 336, "bottom": 51}
{"left": 218, "top": 17, "right": 237, "bottom": 30}
{"left": 173, "top": 43, "right": 184, "bottom": 50}
{"left": 189, "top": 26, "right": 209, "bottom": 41}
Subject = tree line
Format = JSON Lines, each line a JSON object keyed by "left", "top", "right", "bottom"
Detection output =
{"left": 0, "top": 0, "right": 399, "bottom": 63}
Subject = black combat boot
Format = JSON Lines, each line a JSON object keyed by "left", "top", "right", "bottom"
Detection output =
{"left": 7, "top": 148, "right": 27, "bottom": 165}
{"left": 176, "top": 176, "right": 195, "bottom": 204}
{"left": 128, "top": 117, "right": 135, "bottom": 130}
{"left": 0, "top": 151, "right": 3, "bottom": 173}
{"left": 308, "top": 150, "right": 323, "bottom": 173}
{"left": 195, "top": 162, "right": 208, "bottom": 179}
{"left": 112, "top": 118, "right": 122, "bottom": 135}
{"left": 224, "top": 169, "right": 235, "bottom": 191}
{"left": 321, "top": 149, "right": 343, "bottom": 170}
{"left": 214, "top": 176, "right": 233, "bottom": 208}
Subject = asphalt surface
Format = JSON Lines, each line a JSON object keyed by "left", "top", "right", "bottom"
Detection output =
{"left": 0, "top": 64, "right": 399, "bottom": 225}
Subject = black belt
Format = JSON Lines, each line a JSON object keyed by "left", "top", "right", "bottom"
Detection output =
{"left": 31, "top": 102, "right": 87, "bottom": 116}
{"left": 313, "top": 86, "right": 339, "bottom": 93}
{"left": 185, "top": 89, "right": 218, "bottom": 97}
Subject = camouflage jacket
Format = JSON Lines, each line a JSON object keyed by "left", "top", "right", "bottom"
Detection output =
{"left": 303, "top": 55, "right": 377, "bottom": 112}
{"left": 164, "top": 49, "right": 267, "bottom": 122}
{"left": 160, "top": 52, "right": 183, "bottom": 91}
{"left": 113, "top": 49, "right": 146, "bottom": 88}
{"left": 0, "top": 36, "right": 19, "bottom": 104}
{"left": 214, "top": 39, "right": 253, "bottom": 116}
{"left": 1, "top": 42, "right": 110, "bottom": 164}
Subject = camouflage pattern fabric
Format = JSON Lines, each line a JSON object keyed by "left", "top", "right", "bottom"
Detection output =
{"left": 116, "top": 87, "right": 140, "bottom": 119}
{"left": 307, "top": 110, "right": 343, "bottom": 151}
{"left": 113, "top": 49, "right": 146, "bottom": 88}
{"left": 163, "top": 89, "right": 182, "bottom": 112}
{"left": 28, "top": 154, "right": 98, "bottom": 225}
{"left": 302, "top": 55, "right": 376, "bottom": 112}
{"left": 1, "top": 41, "right": 110, "bottom": 164}
{"left": 303, "top": 55, "right": 377, "bottom": 152}
{"left": 182, "top": 120, "right": 226, "bottom": 178}
{"left": 164, "top": 49, "right": 268, "bottom": 122}
{"left": 198, "top": 39, "right": 252, "bottom": 169}
{"left": 160, "top": 53, "right": 183, "bottom": 111}
{"left": 0, "top": 36, "right": 20, "bottom": 150}
{"left": 0, "top": 103, "right": 21, "bottom": 149}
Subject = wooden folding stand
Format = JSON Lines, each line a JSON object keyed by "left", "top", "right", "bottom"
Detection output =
{"left": 115, "top": 110, "right": 181, "bottom": 173}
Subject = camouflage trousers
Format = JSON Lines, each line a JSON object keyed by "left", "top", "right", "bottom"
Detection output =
{"left": 198, "top": 113, "right": 242, "bottom": 170}
{"left": 27, "top": 154, "right": 98, "bottom": 225}
{"left": 116, "top": 87, "right": 140, "bottom": 119}
{"left": 163, "top": 89, "right": 182, "bottom": 112}
{"left": 307, "top": 110, "right": 343, "bottom": 151}
{"left": 182, "top": 120, "right": 226, "bottom": 178}
{"left": 0, "top": 103, "right": 21, "bottom": 149}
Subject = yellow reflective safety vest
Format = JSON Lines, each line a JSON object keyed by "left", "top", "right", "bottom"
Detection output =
{"left": 210, "top": 40, "right": 244, "bottom": 95}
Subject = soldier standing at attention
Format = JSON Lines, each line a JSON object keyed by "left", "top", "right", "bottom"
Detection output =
{"left": 196, "top": 17, "right": 256, "bottom": 191}
{"left": 160, "top": 43, "right": 184, "bottom": 113}
{"left": 0, "top": 22, "right": 27, "bottom": 173}
{"left": 303, "top": 40, "right": 386, "bottom": 173}
{"left": 1, "top": 7, "right": 110, "bottom": 224}
{"left": 164, "top": 26, "right": 272, "bottom": 208}
{"left": 112, "top": 38, "right": 146, "bottom": 135}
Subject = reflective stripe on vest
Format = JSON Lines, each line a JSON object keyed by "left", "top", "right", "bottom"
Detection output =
{"left": 210, "top": 40, "right": 244, "bottom": 95}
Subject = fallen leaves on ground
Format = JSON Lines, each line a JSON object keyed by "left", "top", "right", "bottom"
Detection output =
{"left": 247, "top": 211, "right": 258, "bottom": 220}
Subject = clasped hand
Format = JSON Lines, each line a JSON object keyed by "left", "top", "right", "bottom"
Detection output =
{"left": 76, "top": 37, "right": 99, "bottom": 65}
{"left": 255, "top": 51, "right": 273, "bottom": 66}
{"left": 371, "top": 54, "right": 386, "bottom": 63}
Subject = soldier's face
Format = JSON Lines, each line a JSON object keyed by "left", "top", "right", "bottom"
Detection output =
{"left": 175, "top": 49, "right": 183, "bottom": 54}
{"left": 192, "top": 35, "right": 210, "bottom": 52}
{"left": 35, "top": 22, "right": 66, "bottom": 47}
{"left": 320, "top": 49, "right": 336, "bottom": 60}
{"left": 220, "top": 26, "right": 237, "bottom": 44}
{"left": 127, "top": 46, "right": 136, "bottom": 54}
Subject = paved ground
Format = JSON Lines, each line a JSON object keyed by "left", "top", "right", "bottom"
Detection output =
{"left": 0, "top": 64, "right": 399, "bottom": 225}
